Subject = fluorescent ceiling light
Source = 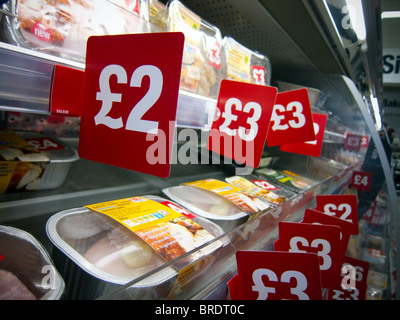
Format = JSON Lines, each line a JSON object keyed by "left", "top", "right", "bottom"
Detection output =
{"left": 382, "top": 11, "right": 400, "bottom": 19}
{"left": 345, "top": 0, "right": 366, "bottom": 42}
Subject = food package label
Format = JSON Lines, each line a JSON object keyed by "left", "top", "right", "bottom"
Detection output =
{"left": 0, "top": 130, "right": 50, "bottom": 193}
{"left": 226, "top": 46, "right": 251, "bottom": 83}
{"left": 183, "top": 178, "right": 270, "bottom": 214}
{"left": 85, "top": 197, "right": 219, "bottom": 263}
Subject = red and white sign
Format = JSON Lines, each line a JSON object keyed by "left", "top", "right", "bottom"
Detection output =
{"left": 351, "top": 171, "right": 372, "bottom": 192}
{"left": 327, "top": 256, "right": 369, "bottom": 300}
{"left": 208, "top": 79, "right": 277, "bottom": 169}
{"left": 280, "top": 112, "right": 327, "bottom": 157}
{"left": 252, "top": 179, "right": 278, "bottom": 191}
{"left": 160, "top": 200, "right": 196, "bottom": 219}
{"left": 78, "top": 32, "right": 184, "bottom": 178}
{"left": 32, "top": 22, "right": 52, "bottom": 42}
{"left": 344, "top": 133, "right": 363, "bottom": 151}
{"left": 315, "top": 194, "right": 359, "bottom": 235}
{"left": 25, "top": 137, "right": 64, "bottom": 151}
{"left": 266, "top": 89, "right": 315, "bottom": 147}
{"left": 275, "top": 221, "right": 342, "bottom": 289}
{"left": 235, "top": 250, "right": 322, "bottom": 300}
{"left": 252, "top": 66, "right": 266, "bottom": 85}
{"left": 50, "top": 64, "right": 84, "bottom": 117}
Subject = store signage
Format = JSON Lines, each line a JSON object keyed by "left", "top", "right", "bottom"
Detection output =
{"left": 383, "top": 48, "right": 400, "bottom": 85}
{"left": 208, "top": 79, "right": 277, "bottom": 169}
{"left": 344, "top": 132, "right": 363, "bottom": 151}
{"left": 234, "top": 250, "right": 322, "bottom": 300}
{"left": 274, "top": 221, "right": 342, "bottom": 289}
{"left": 279, "top": 112, "right": 327, "bottom": 157}
{"left": 267, "top": 88, "right": 316, "bottom": 147}
{"left": 78, "top": 32, "right": 184, "bottom": 178}
{"left": 327, "top": 256, "right": 369, "bottom": 300}
{"left": 351, "top": 170, "right": 372, "bottom": 192}
{"left": 302, "top": 208, "right": 352, "bottom": 263}
{"left": 315, "top": 195, "right": 359, "bottom": 235}
{"left": 49, "top": 65, "right": 84, "bottom": 117}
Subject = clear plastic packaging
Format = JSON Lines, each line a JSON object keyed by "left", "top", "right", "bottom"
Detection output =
{"left": 46, "top": 195, "right": 226, "bottom": 299}
{"left": 1, "top": 0, "right": 151, "bottom": 62}
{"left": 0, "top": 225, "right": 65, "bottom": 300}
{"left": 221, "top": 36, "right": 272, "bottom": 86}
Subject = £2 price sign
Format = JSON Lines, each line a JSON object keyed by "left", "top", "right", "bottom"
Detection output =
{"left": 235, "top": 250, "right": 322, "bottom": 300}
{"left": 78, "top": 33, "right": 184, "bottom": 178}
{"left": 208, "top": 79, "right": 277, "bottom": 168}
{"left": 267, "top": 88, "right": 316, "bottom": 147}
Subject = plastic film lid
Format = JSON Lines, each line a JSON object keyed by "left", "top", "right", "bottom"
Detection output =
{"left": 222, "top": 36, "right": 272, "bottom": 85}
{"left": 0, "top": 225, "right": 65, "bottom": 300}
{"left": 162, "top": 185, "right": 248, "bottom": 221}
{"left": 46, "top": 207, "right": 177, "bottom": 286}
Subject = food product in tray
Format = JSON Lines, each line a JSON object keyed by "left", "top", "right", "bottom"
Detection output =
{"left": 0, "top": 129, "right": 78, "bottom": 193}
{"left": 46, "top": 195, "right": 225, "bottom": 299}
{"left": 2, "top": 0, "right": 150, "bottom": 62}
{"left": 221, "top": 36, "right": 272, "bottom": 86}
{"left": 163, "top": 178, "right": 272, "bottom": 231}
{"left": 0, "top": 225, "right": 65, "bottom": 300}
{"left": 155, "top": 0, "right": 222, "bottom": 98}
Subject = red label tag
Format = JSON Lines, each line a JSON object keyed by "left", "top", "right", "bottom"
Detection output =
{"left": 32, "top": 22, "right": 52, "bottom": 42}
{"left": 235, "top": 250, "right": 322, "bottom": 300}
{"left": 208, "top": 41, "right": 221, "bottom": 69}
{"left": 327, "top": 256, "right": 369, "bottom": 300}
{"left": 276, "top": 221, "right": 342, "bottom": 289}
{"left": 25, "top": 137, "right": 64, "bottom": 151}
{"left": 251, "top": 66, "right": 266, "bottom": 85}
{"left": 78, "top": 33, "right": 184, "bottom": 178}
{"left": 266, "top": 89, "right": 315, "bottom": 147}
{"left": 315, "top": 195, "right": 359, "bottom": 235}
{"left": 279, "top": 113, "right": 327, "bottom": 157}
{"left": 351, "top": 171, "right": 372, "bottom": 192}
{"left": 360, "top": 135, "right": 369, "bottom": 148}
{"left": 302, "top": 208, "right": 352, "bottom": 263}
{"left": 50, "top": 65, "right": 84, "bottom": 117}
{"left": 252, "top": 179, "right": 278, "bottom": 190}
{"left": 207, "top": 79, "right": 277, "bottom": 169}
{"left": 160, "top": 200, "right": 196, "bottom": 219}
{"left": 344, "top": 133, "right": 362, "bottom": 151}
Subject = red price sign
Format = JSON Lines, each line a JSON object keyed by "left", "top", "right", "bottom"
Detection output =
{"left": 275, "top": 221, "right": 342, "bottom": 289}
{"left": 351, "top": 171, "right": 372, "bottom": 192}
{"left": 25, "top": 137, "right": 64, "bottom": 151}
{"left": 344, "top": 133, "right": 362, "bottom": 151}
{"left": 208, "top": 79, "right": 277, "bottom": 168}
{"left": 327, "top": 256, "right": 369, "bottom": 300}
{"left": 360, "top": 135, "right": 369, "bottom": 148}
{"left": 252, "top": 179, "right": 278, "bottom": 190}
{"left": 315, "top": 195, "right": 358, "bottom": 235}
{"left": 78, "top": 33, "right": 184, "bottom": 178}
{"left": 302, "top": 208, "right": 352, "bottom": 263}
{"left": 235, "top": 250, "right": 322, "bottom": 300}
{"left": 280, "top": 112, "right": 327, "bottom": 157}
{"left": 252, "top": 66, "right": 266, "bottom": 85}
{"left": 266, "top": 88, "right": 315, "bottom": 147}
{"left": 160, "top": 200, "right": 196, "bottom": 219}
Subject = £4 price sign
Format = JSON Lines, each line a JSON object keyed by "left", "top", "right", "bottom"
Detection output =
{"left": 351, "top": 171, "right": 372, "bottom": 192}
{"left": 78, "top": 33, "right": 184, "bottom": 178}
{"left": 267, "top": 88, "right": 316, "bottom": 147}
{"left": 208, "top": 79, "right": 277, "bottom": 169}
{"left": 235, "top": 250, "right": 322, "bottom": 300}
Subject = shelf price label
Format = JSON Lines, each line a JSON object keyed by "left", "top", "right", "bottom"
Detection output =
{"left": 208, "top": 79, "right": 277, "bottom": 169}
{"left": 266, "top": 88, "right": 315, "bottom": 147}
{"left": 351, "top": 171, "right": 372, "bottom": 192}
{"left": 344, "top": 133, "right": 363, "bottom": 151}
{"left": 327, "top": 256, "right": 369, "bottom": 300}
{"left": 275, "top": 221, "right": 342, "bottom": 289}
{"left": 235, "top": 250, "right": 322, "bottom": 300}
{"left": 279, "top": 112, "right": 327, "bottom": 157}
{"left": 78, "top": 32, "right": 184, "bottom": 178}
{"left": 315, "top": 194, "right": 359, "bottom": 235}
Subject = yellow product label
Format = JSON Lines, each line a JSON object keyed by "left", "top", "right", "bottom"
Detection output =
{"left": 0, "top": 161, "right": 18, "bottom": 194}
{"left": 226, "top": 46, "right": 250, "bottom": 82}
{"left": 184, "top": 178, "right": 242, "bottom": 196}
{"left": 169, "top": 3, "right": 201, "bottom": 46}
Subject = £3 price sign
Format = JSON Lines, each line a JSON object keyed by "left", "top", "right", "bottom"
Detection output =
{"left": 78, "top": 33, "right": 184, "bottom": 178}
{"left": 274, "top": 221, "right": 342, "bottom": 289}
{"left": 266, "top": 88, "right": 316, "bottom": 147}
{"left": 315, "top": 195, "right": 359, "bottom": 235}
{"left": 235, "top": 250, "right": 322, "bottom": 300}
{"left": 208, "top": 79, "right": 277, "bottom": 169}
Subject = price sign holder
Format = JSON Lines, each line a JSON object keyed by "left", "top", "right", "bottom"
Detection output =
{"left": 78, "top": 32, "right": 184, "bottom": 178}
{"left": 49, "top": 64, "right": 84, "bottom": 117}
{"left": 351, "top": 170, "right": 372, "bottom": 192}
{"left": 327, "top": 256, "right": 369, "bottom": 300}
{"left": 279, "top": 113, "right": 327, "bottom": 157}
{"left": 276, "top": 221, "right": 342, "bottom": 289}
{"left": 235, "top": 250, "right": 322, "bottom": 300}
{"left": 207, "top": 79, "right": 277, "bottom": 169}
{"left": 315, "top": 194, "right": 359, "bottom": 235}
{"left": 266, "top": 88, "right": 315, "bottom": 147}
